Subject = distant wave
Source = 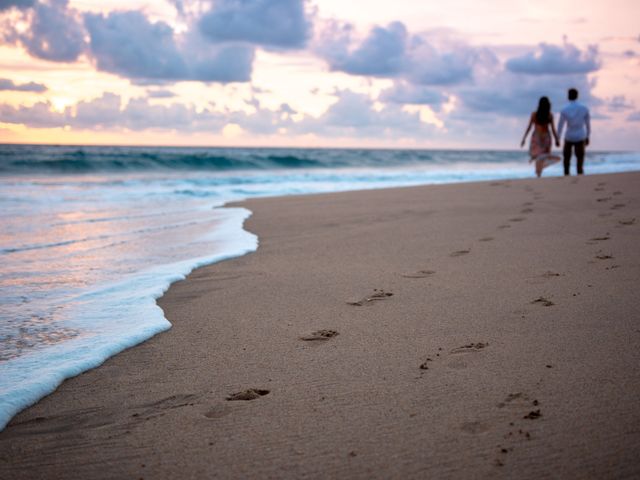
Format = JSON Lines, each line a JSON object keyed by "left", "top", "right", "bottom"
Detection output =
{"left": 1, "top": 145, "right": 638, "bottom": 176}
{"left": 0, "top": 145, "right": 528, "bottom": 174}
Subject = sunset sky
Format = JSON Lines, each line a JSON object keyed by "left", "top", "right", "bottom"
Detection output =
{"left": 0, "top": 0, "right": 638, "bottom": 149}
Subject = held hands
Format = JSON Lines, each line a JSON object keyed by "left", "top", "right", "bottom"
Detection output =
{"left": 555, "top": 140, "right": 560, "bottom": 148}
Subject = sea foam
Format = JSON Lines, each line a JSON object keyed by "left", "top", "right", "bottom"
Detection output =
{"left": 0, "top": 206, "right": 256, "bottom": 430}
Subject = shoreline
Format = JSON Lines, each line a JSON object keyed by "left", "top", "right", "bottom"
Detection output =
{"left": 2, "top": 172, "right": 639, "bottom": 478}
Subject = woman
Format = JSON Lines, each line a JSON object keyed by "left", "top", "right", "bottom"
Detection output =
{"left": 521, "top": 96, "right": 561, "bottom": 177}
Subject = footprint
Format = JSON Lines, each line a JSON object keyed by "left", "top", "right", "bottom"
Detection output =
{"left": 595, "top": 254, "right": 613, "bottom": 260}
{"left": 124, "top": 394, "right": 199, "bottom": 424}
{"left": 497, "top": 224, "right": 511, "bottom": 229}
{"left": 598, "top": 213, "right": 613, "bottom": 218}
{"left": 521, "top": 208, "right": 533, "bottom": 214}
{"left": 496, "top": 392, "right": 532, "bottom": 409}
{"left": 9, "top": 409, "right": 121, "bottom": 436}
{"left": 139, "top": 394, "right": 198, "bottom": 412}
{"left": 596, "top": 197, "right": 612, "bottom": 203}
{"left": 523, "top": 410, "right": 542, "bottom": 420}
{"left": 531, "top": 297, "right": 554, "bottom": 307}
{"left": 451, "top": 342, "right": 489, "bottom": 354}
{"left": 419, "top": 358, "right": 433, "bottom": 370}
{"left": 401, "top": 270, "right": 436, "bottom": 278}
{"left": 447, "top": 358, "right": 468, "bottom": 369}
{"left": 226, "top": 389, "right": 270, "bottom": 401}
{"left": 204, "top": 404, "right": 235, "bottom": 419}
{"left": 594, "top": 187, "right": 605, "bottom": 192}
{"left": 597, "top": 182, "right": 606, "bottom": 186}
{"left": 450, "top": 249, "right": 470, "bottom": 257}
{"left": 522, "top": 202, "right": 534, "bottom": 207}
{"left": 347, "top": 289, "right": 393, "bottom": 306}
{"left": 419, "top": 343, "right": 488, "bottom": 375}
{"left": 461, "top": 421, "right": 491, "bottom": 434}
{"left": 541, "top": 271, "right": 562, "bottom": 278}
{"left": 300, "top": 330, "right": 339, "bottom": 341}
{"left": 509, "top": 217, "right": 526, "bottom": 222}
{"left": 619, "top": 218, "right": 636, "bottom": 226}
{"left": 589, "top": 235, "right": 610, "bottom": 241}
{"left": 494, "top": 392, "right": 540, "bottom": 467}
{"left": 613, "top": 191, "right": 622, "bottom": 196}
{"left": 479, "top": 237, "right": 494, "bottom": 242}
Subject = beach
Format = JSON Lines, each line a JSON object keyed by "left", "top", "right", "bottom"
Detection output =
{"left": 1, "top": 171, "right": 639, "bottom": 478}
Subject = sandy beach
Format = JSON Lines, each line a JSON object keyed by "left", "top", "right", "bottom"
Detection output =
{"left": 1, "top": 172, "right": 639, "bottom": 479}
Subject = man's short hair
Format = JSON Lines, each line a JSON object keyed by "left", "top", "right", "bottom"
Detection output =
{"left": 568, "top": 88, "right": 579, "bottom": 100}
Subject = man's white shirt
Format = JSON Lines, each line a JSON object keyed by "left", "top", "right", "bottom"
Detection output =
{"left": 558, "top": 100, "right": 591, "bottom": 142}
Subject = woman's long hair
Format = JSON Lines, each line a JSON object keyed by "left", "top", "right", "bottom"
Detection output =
{"left": 535, "top": 97, "right": 551, "bottom": 125}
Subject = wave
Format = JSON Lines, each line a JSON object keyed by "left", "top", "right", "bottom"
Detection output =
{"left": 0, "top": 145, "right": 548, "bottom": 174}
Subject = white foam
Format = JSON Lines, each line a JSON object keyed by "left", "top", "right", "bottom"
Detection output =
{"left": 0, "top": 207, "right": 257, "bottom": 431}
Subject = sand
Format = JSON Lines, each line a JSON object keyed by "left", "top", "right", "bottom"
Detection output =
{"left": 1, "top": 172, "right": 640, "bottom": 479}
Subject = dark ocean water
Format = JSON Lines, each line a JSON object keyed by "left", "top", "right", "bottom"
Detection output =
{"left": 0, "top": 144, "right": 607, "bottom": 174}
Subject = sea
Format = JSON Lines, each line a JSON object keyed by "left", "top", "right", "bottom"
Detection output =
{"left": 1, "top": 144, "right": 639, "bottom": 430}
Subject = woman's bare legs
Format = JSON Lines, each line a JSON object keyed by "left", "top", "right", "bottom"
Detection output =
{"left": 535, "top": 160, "right": 543, "bottom": 177}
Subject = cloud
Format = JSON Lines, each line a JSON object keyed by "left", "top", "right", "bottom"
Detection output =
{"left": 316, "top": 22, "right": 491, "bottom": 86}
{"left": 84, "top": 10, "right": 254, "bottom": 82}
{"left": 607, "top": 95, "right": 634, "bottom": 112}
{"left": 405, "top": 38, "right": 490, "bottom": 86}
{"left": 0, "top": 78, "right": 46, "bottom": 92}
{"left": 320, "top": 21, "right": 408, "bottom": 76}
{"left": 0, "top": 0, "right": 35, "bottom": 10}
{"left": 0, "top": 89, "right": 432, "bottom": 138}
{"left": 229, "top": 103, "right": 294, "bottom": 135}
{"left": 628, "top": 111, "right": 640, "bottom": 122}
{"left": 1, "top": 2, "right": 256, "bottom": 82}
{"left": 294, "top": 90, "right": 431, "bottom": 137}
{"left": 379, "top": 81, "right": 448, "bottom": 109}
{"left": 0, "top": 92, "right": 297, "bottom": 134}
{"left": 0, "top": 93, "right": 215, "bottom": 130}
{"left": 147, "top": 89, "right": 176, "bottom": 99}
{"left": 457, "top": 70, "right": 598, "bottom": 117}
{"left": 84, "top": 11, "right": 186, "bottom": 80}
{"left": 70, "top": 93, "right": 227, "bottom": 131}
{"left": 199, "top": 0, "right": 311, "bottom": 49}
{"left": 71, "top": 92, "right": 123, "bottom": 128}
{"left": 0, "top": 100, "right": 64, "bottom": 127}
{"left": 506, "top": 40, "right": 600, "bottom": 75}
{"left": 2, "top": 0, "right": 86, "bottom": 62}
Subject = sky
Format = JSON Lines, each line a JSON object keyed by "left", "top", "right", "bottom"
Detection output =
{"left": 0, "top": 0, "right": 638, "bottom": 149}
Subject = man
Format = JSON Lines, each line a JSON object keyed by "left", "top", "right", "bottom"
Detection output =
{"left": 558, "top": 88, "right": 591, "bottom": 175}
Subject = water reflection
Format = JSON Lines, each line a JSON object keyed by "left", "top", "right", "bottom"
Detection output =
{"left": 0, "top": 173, "right": 224, "bottom": 361}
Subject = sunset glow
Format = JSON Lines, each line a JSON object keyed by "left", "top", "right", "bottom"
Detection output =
{"left": 0, "top": 0, "right": 638, "bottom": 149}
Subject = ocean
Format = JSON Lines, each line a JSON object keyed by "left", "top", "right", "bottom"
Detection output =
{"left": 1, "top": 144, "right": 639, "bottom": 430}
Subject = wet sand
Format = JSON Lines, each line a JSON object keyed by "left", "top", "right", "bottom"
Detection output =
{"left": 2, "top": 172, "right": 640, "bottom": 479}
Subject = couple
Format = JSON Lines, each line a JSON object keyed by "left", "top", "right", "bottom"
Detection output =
{"left": 521, "top": 88, "right": 591, "bottom": 177}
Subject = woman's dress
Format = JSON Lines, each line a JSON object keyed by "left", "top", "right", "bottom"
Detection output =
{"left": 529, "top": 121, "right": 560, "bottom": 172}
